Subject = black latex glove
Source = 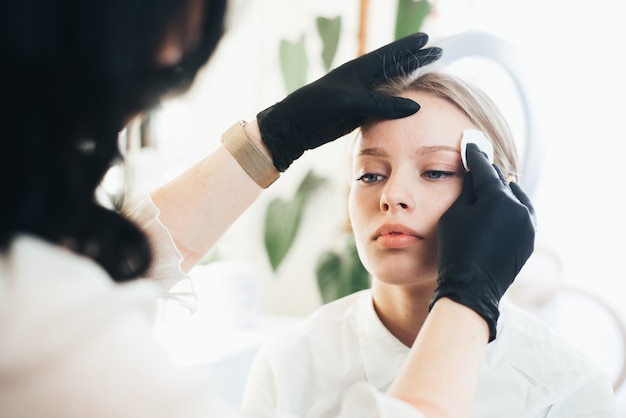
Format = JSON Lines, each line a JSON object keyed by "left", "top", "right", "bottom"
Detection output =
{"left": 430, "top": 143, "right": 536, "bottom": 342}
{"left": 257, "top": 32, "right": 442, "bottom": 171}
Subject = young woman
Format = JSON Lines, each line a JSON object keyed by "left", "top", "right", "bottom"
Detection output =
{"left": 242, "top": 71, "right": 617, "bottom": 417}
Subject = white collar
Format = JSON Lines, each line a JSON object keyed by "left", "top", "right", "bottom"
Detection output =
{"left": 355, "top": 290, "right": 410, "bottom": 391}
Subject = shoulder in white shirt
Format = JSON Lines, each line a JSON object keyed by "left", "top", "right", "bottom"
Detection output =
{"left": 243, "top": 289, "right": 617, "bottom": 417}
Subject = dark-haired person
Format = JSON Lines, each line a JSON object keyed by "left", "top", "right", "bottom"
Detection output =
{"left": 0, "top": 1, "right": 535, "bottom": 417}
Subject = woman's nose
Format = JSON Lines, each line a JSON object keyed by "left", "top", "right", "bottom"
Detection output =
{"left": 380, "top": 175, "right": 415, "bottom": 213}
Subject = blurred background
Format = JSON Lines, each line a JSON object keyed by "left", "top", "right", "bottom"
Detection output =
{"left": 103, "top": 0, "right": 626, "bottom": 412}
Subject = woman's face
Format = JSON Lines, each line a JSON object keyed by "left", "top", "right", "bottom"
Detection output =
{"left": 349, "top": 90, "right": 477, "bottom": 286}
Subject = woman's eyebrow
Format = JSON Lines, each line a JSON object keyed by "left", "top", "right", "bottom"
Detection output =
{"left": 357, "top": 147, "right": 388, "bottom": 158}
{"left": 357, "top": 145, "right": 460, "bottom": 158}
{"left": 418, "top": 145, "right": 460, "bottom": 155}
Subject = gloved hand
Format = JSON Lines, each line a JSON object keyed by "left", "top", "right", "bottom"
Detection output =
{"left": 257, "top": 32, "right": 442, "bottom": 171}
{"left": 430, "top": 143, "right": 536, "bottom": 342}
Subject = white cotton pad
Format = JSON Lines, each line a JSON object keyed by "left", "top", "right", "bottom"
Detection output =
{"left": 461, "top": 129, "right": 494, "bottom": 171}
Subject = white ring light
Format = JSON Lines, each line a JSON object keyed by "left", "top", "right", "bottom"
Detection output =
{"left": 433, "top": 31, "right": 543, "bottom": 198}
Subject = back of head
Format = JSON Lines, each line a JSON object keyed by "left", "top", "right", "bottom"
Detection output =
{"left": 0, "top": 0, "right": 227, "bottom": 280}
{"left": 374, "top": 70, "right": 519, "bottom": 180}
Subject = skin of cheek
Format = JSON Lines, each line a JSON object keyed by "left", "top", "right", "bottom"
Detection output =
{"left": 414, "top": 190, "right": 463, "bottom": 280}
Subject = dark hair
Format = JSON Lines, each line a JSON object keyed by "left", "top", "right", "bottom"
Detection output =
{"left": 0, "top": 0, "right": 227, "bottom": 281}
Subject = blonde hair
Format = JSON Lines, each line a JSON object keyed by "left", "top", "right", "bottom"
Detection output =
{"left": 370, "top": 71, "right": 519, "bottom": 180}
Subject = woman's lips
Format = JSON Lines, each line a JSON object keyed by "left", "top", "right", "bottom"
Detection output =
{"left": 373, "top": 224, "right": 423, "bottom": 249}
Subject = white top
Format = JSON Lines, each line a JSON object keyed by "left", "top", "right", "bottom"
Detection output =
{"left": 0, "top": 195, "right": 433, "bottom": 418}
{"left": 243, "top": 289, "right": 617, "bottom": 417}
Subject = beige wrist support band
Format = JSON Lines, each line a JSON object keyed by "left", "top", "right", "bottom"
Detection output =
{"left": 220, "top": 120, "right": 280, "bottom": 188}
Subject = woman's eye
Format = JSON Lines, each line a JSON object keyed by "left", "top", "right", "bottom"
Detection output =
{"left": 356, "top": 173, "right": 383, "bottom": 184}
{"left": 424, "top": 170, "right": 453, "bottom": 180}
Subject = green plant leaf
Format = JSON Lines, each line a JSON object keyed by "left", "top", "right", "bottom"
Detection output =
{"left": 263, "top": 170, "right": 327, "bottom": 272}
{"left": 264, "top": 195, "right": 305, "bottom": 271}
{"left": 316, "top": 251, "right": 343, "bottom": 303}
{"left": 295, "top": 170, "right": 326, "bottom": 199}
{"left": 316, "top": 235, "right": 370, "bottom": 303}
{"left": 316, "top": 16, "right": 341, "bottom": 72}
{"left": 394, "top": 0, "right": 431, "bottom": 40}
{"left": 280, "top": 35, "right": 308, "bottom": 93}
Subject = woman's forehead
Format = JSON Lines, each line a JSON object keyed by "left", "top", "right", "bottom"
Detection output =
{"left": 359, "top": 102, "right": 475, "bottom": 149}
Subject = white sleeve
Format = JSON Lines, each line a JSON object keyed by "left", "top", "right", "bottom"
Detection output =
{"left": 0, "top": 267, "right": 236, "bottom": 418}
{"left": 121, "top": 193, "right": 197, "bottom": 311}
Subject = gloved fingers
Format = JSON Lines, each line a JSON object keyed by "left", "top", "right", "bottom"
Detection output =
{"left": 465, "top": 143, "right": 506, "bottom": 195}
{"left": 352, "top": 33, "right": 438, "bottom": 81}
{"left": 509, "top": 181, "right": 537, "bottom": 230}
{"left": 454, "top": 172, "right": 476, "bottom": 206}
{"left": 492, "top": 164, "right": 509, "bottom": 187}
{"left": 370, "top": 32, "right": 430, "bottom": 58}
{"left": 379, "top": 47, "right": 443, "bottom": 78}
{"left": 355, "top": 91, "right": 421, "bottom": 119}
{"left": 415, "top": 46, "right": 443, "bottom": 67}
{"left": 365, "top": 47, "right": 442, "bottom": 86}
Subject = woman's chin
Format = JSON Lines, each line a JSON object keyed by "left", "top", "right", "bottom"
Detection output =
{"left": 370, "top": 267, "right": 437, "bottom": 287}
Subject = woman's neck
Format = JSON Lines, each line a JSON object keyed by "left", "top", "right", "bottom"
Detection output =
{"left": 371, "top": 279, "right": 438, "bottom": 347}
